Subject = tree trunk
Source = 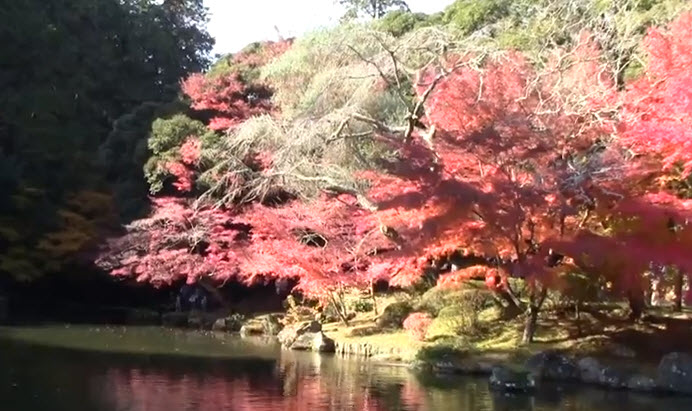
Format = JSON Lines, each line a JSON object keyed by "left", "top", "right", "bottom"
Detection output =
{"left": 330, "top": 293, "right": 350, "bottom": 327}
{"left": 370, "top": 281, "right": 378, "bottom": 315}
{"left": 522, "top": 305, "right": 540, "bottom": 344}
{"left": 628, "top": 288, "right": 645, "bottom": 320}
{"left": 674, "top": 270, "right": 684, "bottom": 312}
{"left": 522, "top": 285, "right": 547, "bottom": 344}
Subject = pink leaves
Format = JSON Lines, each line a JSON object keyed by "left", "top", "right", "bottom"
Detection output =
{"left": 180, "top": 137, "right": 201, "bottom": 166}
{"left": 403, "top": 312, "right": 432, "bottom": 341}
{"left": 622, "top": 13, "right": 692, "bottom": 175}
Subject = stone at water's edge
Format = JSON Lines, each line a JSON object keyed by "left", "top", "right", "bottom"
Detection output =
{"left": 162, "top": 312, "right": 189, "bottom": 327}
{"left": 277, "top": 321, "right": 335, "bottom": 352}
{"left": 212, "top": 315, "right": 245, "bottom": 332}
{"left": 488, "top": 366, "right": 536, "bottom": 392}
{"left": 577, "top": 357, "right": 603, "bottom": 384}
{"left": 627, "top": 374, "right": 657, "bottom": 392}
{"left": 657, "top": 352, "right": 692, "bottom": 394}
{"left": 0, "top": 296, "right": 8, "bottom": 324}
{"left": 240, "top": 314, "right": 284, "bottom": 337}
{"left": 291, "top": 331, "right": 336, "bottom": 352}
{"left": 126, "top": 309, "right": 160, "bottom": 325}
{"left": 277, "top": 321, "right": 321, "bottom": 347}
{"left": 525, "top": 351, "right": 579, "bottom": 381}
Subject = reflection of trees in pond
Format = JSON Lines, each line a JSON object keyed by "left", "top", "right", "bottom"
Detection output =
{"left": 89, "top": 352, "right": 692, "bottom": 411}
{"left": 277, "top": 350, "right": 427, "bottom": 410}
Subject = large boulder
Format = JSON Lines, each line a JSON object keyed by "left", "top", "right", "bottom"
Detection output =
{"left": 240, "top": 313, "right": 284, "bottom": 337}
{"left": 488, "top": 366, "right": 536, "bottom": 392}
{"left": 277, "top": 321, "right": 335, "bottom": 352}
{"left": 525, "top": 351, "right": 579, "bottom": 381}
{"left": 657, "top": 352, "right": 692, "bottom": 394}
{"left": 577, "top": 357, "right": 603, "bottom": 384}
{"left": 376, "top": 301, "right": 413, "bottom": 328}
{"left": 291, "top": 331, "right": 336, "bottom": 352}
{"left": 277, "top": 321, "right": 321, "bottom": 346}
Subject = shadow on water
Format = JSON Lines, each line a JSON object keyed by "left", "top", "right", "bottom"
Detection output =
{"left": 1, "top": 325, "right": 691, "bottom": 411}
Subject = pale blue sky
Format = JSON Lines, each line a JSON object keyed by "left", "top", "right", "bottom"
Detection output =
{"left": 205, "top": 0, "right": 455, "bottom": 54}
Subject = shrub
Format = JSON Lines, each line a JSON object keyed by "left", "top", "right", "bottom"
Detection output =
{"left": 377, "top": 301, "right": 413, "bottom": 328}
{"left": 425, "top": 289, "right": 490, "bottom": 339}
{"left": 403, "top": 312, "right": 433, "bottom": 341}
{"left": 351, "top": 299, "right": 374, "bottom": 313}
{"left": 416, "top": 283, "right": 491, "bottom": 316}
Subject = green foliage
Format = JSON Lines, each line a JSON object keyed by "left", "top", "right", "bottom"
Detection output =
{"left": 144, "top": 115, "right": 210, "bottom": 194}
{"left": 442, "top": 0, "right": 511, "bottom": 34}
{"left": 376, "top": 10, "right": 433, "bottom": 36}
{"left": 339, "top": 0, "right": 410, "bottom": 20}
{"left": 416, "top": 283, "right": 490, "bottom": 316}
{"left": 0, "top": 0, "right": 213, "bottom": 281}
{"left": 262, "top": 24, "right": 392, "bottom": 116}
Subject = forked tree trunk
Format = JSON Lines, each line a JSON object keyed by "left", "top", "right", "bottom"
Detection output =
{"left": 329, "top": 292, "right": 350, "bottom": 327}
{"left": 522, "top": 286, "right": 547, "bottom": 344}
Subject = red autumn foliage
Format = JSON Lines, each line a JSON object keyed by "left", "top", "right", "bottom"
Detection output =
{"left": 180, "top": 137, "right": 201, "bottom": 166}
{"left": 98, "top": 16, "right": 692, "bottom": 328}
{"left": 97, "top": 197, "right": 244, "bottom": 285}
{"left": 182, "top": 73, "right": 273, "bottom": 131}
{"left": 621, "top": 13, "right": 692, "bottom": 174}
{"left": 362, "top": 37, "right": 622, "bottom": 295}
{"left": 181, "top": 40, "right": 291, "bottom": 132}
{"left": 166, "top": 161, "right": 194, "bottom": 193}
{"left": 403, "top": 312, "right": 432, "bottom": 341}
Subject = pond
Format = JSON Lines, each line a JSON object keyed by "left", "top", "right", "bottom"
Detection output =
{"left": 1, "top": 325, "right": 691, "bottom": 411}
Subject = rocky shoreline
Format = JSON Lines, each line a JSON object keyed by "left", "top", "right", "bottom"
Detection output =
{"left": 411, "top": 350, "right": 692, "bottom": 396}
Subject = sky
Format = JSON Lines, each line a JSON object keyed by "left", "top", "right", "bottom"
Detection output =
{"left": 205, "top": 0, "right": 455, "bottom": 55}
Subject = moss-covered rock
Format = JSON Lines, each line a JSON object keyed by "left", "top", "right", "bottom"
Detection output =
{"left": 377, "top": 301, "right": 413, "bottom": 329}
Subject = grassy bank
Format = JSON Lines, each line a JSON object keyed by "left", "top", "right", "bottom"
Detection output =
{"left": 319, "top": 286, "right": 692, "bottom": 369}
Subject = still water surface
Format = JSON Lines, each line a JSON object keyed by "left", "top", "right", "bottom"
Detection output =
{"left": 1, "top": 325, "right": 691, "bottom": 411}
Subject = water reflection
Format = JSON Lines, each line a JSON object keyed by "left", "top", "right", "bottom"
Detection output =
{"left": 1, "top": 326, "right": 692, "bottom": 411}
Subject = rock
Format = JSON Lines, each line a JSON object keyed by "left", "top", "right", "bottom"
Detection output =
{"left": 277, "top": 321, "right": 322, "bottom": 347}
{"left": 290, "top": 331, "right": 335, "bottom": 352}
{"left": 126, "top": 309, "right": 160, "bottom": 325}
{"left": 610, "top": 344, "right": 637, "bottom": 358}
{"left": 578, "top": 357, "right": 603, "bottom": 384}
{"left": 240, "top": 314, "right": 284, "bottom": 337}
{"left": 162, "top": 312, "right": 189, "bottom": 327}
{"left": 0, "top": 296, "right": 8, "bottom": 324}
{"left": 599, "top": 366, "right": 631, "bottom": 389}
{"left": 376, "top": 301, "right": 413, "bottom": 328}
{"left": 627, "top": 374, "right": 657, "bottom": 392}
{"left": 212, "top": 314, "right": 245, "bottom": 332}
{"left": 657, "top": 352, "right": 692, "bottom": 394}
{"left": 488, "top": 366, "right": 536, "bottom": 392}
{"left": 188, "top": 312, "right": 217, "bottom": 330}
{"left": 525, "top": 351, "right": 579, "bottom": 381}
